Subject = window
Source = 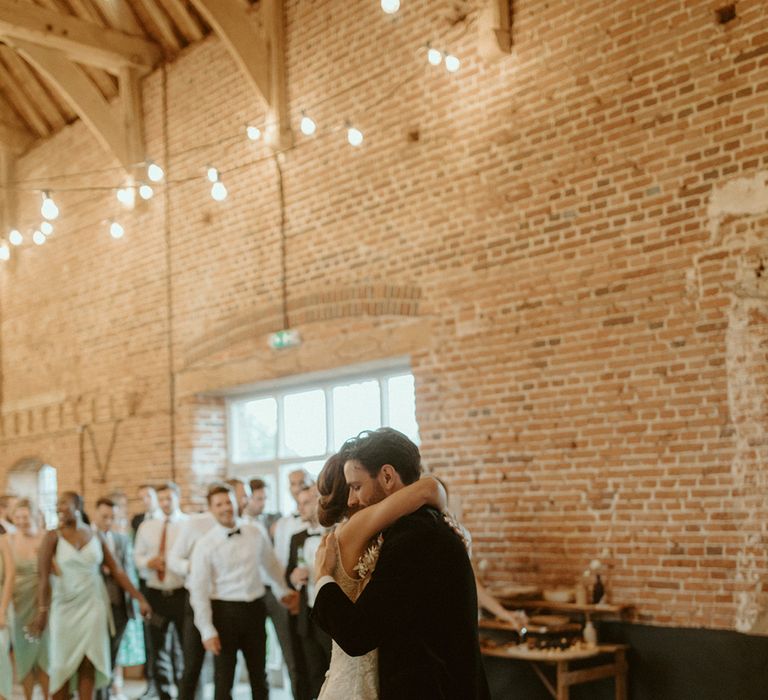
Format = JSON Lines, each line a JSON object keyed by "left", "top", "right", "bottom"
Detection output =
{"left": 228, "top": 365, "right": 419, "bottom": 515}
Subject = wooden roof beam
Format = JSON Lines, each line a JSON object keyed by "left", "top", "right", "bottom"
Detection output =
{"left": 190, "top": 0, "right": 291, "bottom": 150}
{"left": 12, "top": 40, "right": 143, "bottom": 173}
{"left": 0, "top": 0, "right": 161, "bottom": 74}
{"left": 0, "top": 120, "right": 33, "bottom": 154}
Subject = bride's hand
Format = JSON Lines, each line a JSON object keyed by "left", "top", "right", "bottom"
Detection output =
{"left": 314, "top": 532, "right": 337, "bottom": 580}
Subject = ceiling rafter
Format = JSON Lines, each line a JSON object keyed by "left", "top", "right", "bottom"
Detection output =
{"left": 94, "top": 0, "right": 145, "bottom": 35}
{"left": 133, "top": 0, "right": 180, "bottom": 52}
{"left": 0, "top": 61, "right": 50, "bottom": 137}
{"left": 190, "top": 0, "right": 290, "bottom": 149}
{"left": 161, "top": 0, "right": 204, "bottom": 43}
{"left": 12, "top": 40, "right": 144, "bottom": 172}
{"left": 0, "top": 0, "right": 162, "bottom": 75}
{"left": 0, "top": 46, "right": 66, "bottom": 131}
{"left": 0, "top": 119, "right": 32, "bottom": 154}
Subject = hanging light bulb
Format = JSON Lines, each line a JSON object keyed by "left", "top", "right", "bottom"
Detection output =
{"left": 41, "top": 192, "right": 59, "bottom": 220}
{"left": 347, "top": 124, "right": 364, "bottom": 147}
{"left": 207, "top": 167, "right": 220, "bottom": 183}
{"left": 33, "top": 229, "right": 46, "bottom": 245}
{"left": 9, "top": 229, "right": 22, "bottom": 246}
{"left": 0, "top": 242, "right": 9, "bottom": 261}
{"left": 300, "top": 113, "right": 317, "bottom": 136}
{"left": 40, "top": 221, "right": 54, "bottom": 236}
{"left": 381, "top": 0, "right": 400, "bottom": 14}
{"left": 147, "top": 161, "right": 164, "bottom": 182}
{"left": 139, "top": 183, "right": 154, "bottom": 200}
{"left": 211, "top": 180, "right": 228, "bottom": 201}
{"left": 246, "top": 125, "right": 262, "bottom": 141}
{"left": 444, "top": 54, "right": 461, "bottom": 73}
{"left": 116, "top": 187, "right": 135, "bottom": 207}
{"left": 427, "top": 46, "right": 443, "bottom": 66}
{"left": 109, "top": 220, "right": 125, "bottom": 239}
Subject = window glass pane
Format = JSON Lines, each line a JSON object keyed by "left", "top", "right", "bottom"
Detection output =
{"left": 333, "top": 380, "right": 381, "bottom": 450}
{"left": 38, "top": 465, "right": 58, "bottom": 529}
{"left": 278, "top": 460, "right": 325, "bottom": 515}
{"left": 232, "top": 398, "right": 277, "bottom": 462}
{"left": 387, "top": 374, "right": 420, "bottom": 444}
{"left": 282, "top": 390, "right": 326, "bottom": 458}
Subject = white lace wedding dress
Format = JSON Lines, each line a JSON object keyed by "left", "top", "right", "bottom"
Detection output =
{"left": 317, "top": 532, "right": 380, "bottom": 699}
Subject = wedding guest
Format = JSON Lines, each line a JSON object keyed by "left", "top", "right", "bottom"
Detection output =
{"left": 9, "top": 499, "right": 49, "bottom": 700}
{"left": 134, "top": 482, "right": 188, "bottom": 700}
{"left": 131, "top": 483, "right": 161, "bottom": 699}
{"left": 94, "top": 497, "right": 136, "bottom": 700}
{"left": 189, "top": 483, "right": 298, "bottom": 700}
{"left": 168, "top": 509, "right": 217, "bottom": 700}
{"left": 131, "top": 484, "right": 160, "bottom": 535}
{"left": 0, "top": 530, "right": 15, "bottom": 700}
{"left": 29, "top": 491, "right": 150, "bottom": 700}
{"left": 0, "top": 495, "right": 16, "bottom": 534}
{"left": 286, "top": 486, "right": 329, "bottom": 699}
{"left": 245, "top": 479, "right": 280, "bottom": 533}
{"left": 270, "top": 469, "right": 314, "bottom": 700}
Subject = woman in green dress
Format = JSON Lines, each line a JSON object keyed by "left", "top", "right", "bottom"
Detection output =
{"left": 27, "top": 492, "right": 151, "bottom": 700}
{"left": 9, "top": 499, "right": 50, "bottom": 700}
{"left": 0, "top": 530, "right": 16, "bottom": 700}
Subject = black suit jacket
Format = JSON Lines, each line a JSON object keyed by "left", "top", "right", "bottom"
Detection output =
{"left": 102, "top": 531, "right": 134, "bottom": 619}
{"left": 287, "top": 527, "right": 313, "bottom": 635}
{"left": 312, "top": 506, "right": 490, "bottom": 700}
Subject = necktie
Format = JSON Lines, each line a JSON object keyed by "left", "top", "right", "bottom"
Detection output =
{"left": 158, "top": 518, "right": 169, "bottom": 582}
{"left": 227, "top": 528, "right": 241, "bottom": 538}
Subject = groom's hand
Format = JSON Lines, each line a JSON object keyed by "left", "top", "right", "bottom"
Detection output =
{"left": 315, "top": 531, "right": 337, "bottom": 580}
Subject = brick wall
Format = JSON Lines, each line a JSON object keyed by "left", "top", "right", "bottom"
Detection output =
{"left": 2, "top": 0, "right": 768, "bottom": 631}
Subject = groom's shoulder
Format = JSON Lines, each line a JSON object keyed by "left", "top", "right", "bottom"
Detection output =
{"left": 385, "top": 506, "right": 448, "bottom": 541}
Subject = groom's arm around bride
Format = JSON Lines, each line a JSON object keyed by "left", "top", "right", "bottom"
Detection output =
{"left": 313, "top": 504, "right": 490, "bottom": 700}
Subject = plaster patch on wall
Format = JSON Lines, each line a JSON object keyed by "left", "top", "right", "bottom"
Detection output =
{"left": 702, "top": 170, "right": 768, "bottom": 633}
{"left": 708, "top": 171, "right": 768, "bottom": 242}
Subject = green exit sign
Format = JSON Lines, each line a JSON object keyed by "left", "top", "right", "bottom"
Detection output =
{"left": 268, "top": 329, "right": 302, "bottom": 350}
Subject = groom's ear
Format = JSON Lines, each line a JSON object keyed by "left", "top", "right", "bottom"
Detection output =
{"left": 379, "top": 464, "right": 403, "bottom": 493}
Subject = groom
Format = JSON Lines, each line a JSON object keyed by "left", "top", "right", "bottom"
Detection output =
{"left": 312, "top": 428, "right": 490, "bottom": 699}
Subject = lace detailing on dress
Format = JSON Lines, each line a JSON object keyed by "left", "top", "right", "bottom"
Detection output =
{"left": 353, "top": 534, "right": 383, "bottom": 582}
{"left": 317, "top": 529, "right": 380, "bottom": 700}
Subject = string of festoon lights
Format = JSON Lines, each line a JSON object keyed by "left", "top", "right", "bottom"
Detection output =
{"left": 0, "top": 0, "right": 474, "bottom": 262}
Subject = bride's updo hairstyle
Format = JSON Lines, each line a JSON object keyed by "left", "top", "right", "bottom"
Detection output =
{"left": 316, "top": 453, "right": 349, "bottom": 527}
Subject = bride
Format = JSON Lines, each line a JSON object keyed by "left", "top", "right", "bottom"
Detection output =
{"left": 313, "top": 453, "right": 446, "bottom": 699}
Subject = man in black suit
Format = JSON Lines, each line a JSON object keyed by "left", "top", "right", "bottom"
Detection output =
{"left": 286, "top": 486, "right": 329, "bottom": 700}
{"left": 95, "top": 496, "right": 136, "bottom": 700}
{"left": 312, "top": 428, "right": 490, "bottom": 700}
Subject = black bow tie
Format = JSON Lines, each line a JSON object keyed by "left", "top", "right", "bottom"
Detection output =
{"left": 227, "top": 528, "right": 241, "bottom": 538}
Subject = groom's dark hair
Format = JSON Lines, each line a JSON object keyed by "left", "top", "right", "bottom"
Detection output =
{"left": 339, "top": 427, "right": 421, "bottom": 485}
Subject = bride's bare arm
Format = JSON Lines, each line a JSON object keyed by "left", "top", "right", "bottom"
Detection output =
{"left": 337, "top": 476, "right": 446, "bottom": 573}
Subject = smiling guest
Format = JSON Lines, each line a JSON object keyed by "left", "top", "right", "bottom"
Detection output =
{"left": 189, "top": 482, "right": 299, "bottom": 700}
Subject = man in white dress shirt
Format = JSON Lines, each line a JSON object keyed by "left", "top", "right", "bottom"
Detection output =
{"left": 167, "top": 510, "right": 217, "bottom": 700}
{"left": 134, "top": 481, "right": 189, "bottom": 700}
{"left": 189, "top": 483, "right": 298, "bottom": 700}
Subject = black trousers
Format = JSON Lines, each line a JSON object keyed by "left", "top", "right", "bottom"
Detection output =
{"left": 146, "top": 587, "right": 187, "bottom": 700}
{"left": 95, "top": 603, "right": 130, "bottom": 700}
{"left": 211, "top": 598, "right": 268, "bottom": 700}
{"left": 299, "top": 611, "right": 331, "bottom": 700}
{"left": 178, "top": 592, "right": 206, "bottom": 700}
{"left": 265, "top": 588, "right": 306, "bottom": 700}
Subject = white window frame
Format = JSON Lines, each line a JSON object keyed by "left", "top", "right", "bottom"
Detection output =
{"left": 226, "top": 359, "right": 418, "bottom": 514}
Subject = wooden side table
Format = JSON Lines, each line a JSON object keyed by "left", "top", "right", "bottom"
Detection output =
{"left": 481, "top": 643, "right": 629, "bottom": 700}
